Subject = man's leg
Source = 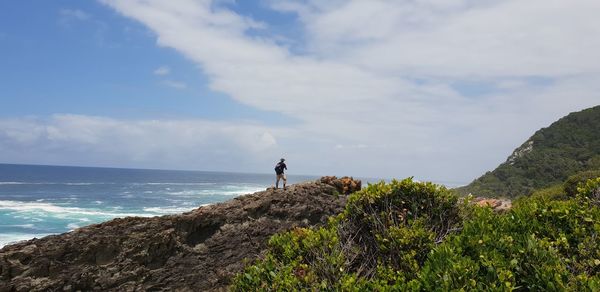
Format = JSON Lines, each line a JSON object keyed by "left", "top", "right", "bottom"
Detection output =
{"left": 276, "top": 175, "right": 280, "bottom": 189}
{"left": 283, "top": 174, "right": 287, "bottom": 190}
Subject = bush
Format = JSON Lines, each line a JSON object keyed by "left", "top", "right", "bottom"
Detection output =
{"left": 232, "top": 178, "right": 463, "bottom": 290}
{"left": 529, "top": 183, "right": 567, "bottom": 201}
{"left": 341, "top": 179, "right": 463, "bottom": 278}
{"left": 232, "top": 178, "right": 600, "bottom": 291}
{"left": 578, "top": 177, "right": 600, "bottom": 206}
{"left": 564, "top": 170, "right": 600, "bottom": 197}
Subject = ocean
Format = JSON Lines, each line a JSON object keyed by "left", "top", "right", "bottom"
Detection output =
{"left": 0, "top": 164, "right": 317, "bottom": 247}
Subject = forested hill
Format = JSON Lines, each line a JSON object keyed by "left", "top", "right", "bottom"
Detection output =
{"left": 457, "top": 105, "right": 600, "bottom": 198}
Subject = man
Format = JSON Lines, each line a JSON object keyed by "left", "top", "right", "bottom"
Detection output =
{"left": 275, "top": 158, "right": 287, "bottom": 190}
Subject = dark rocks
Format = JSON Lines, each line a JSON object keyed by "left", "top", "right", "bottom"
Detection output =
{"left": 0, "top": 177, "right": 361, "bottom": 292}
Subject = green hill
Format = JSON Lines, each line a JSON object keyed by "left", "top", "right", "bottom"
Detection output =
{"left": 457, "top": 105, "right": 600, "bottom": 198}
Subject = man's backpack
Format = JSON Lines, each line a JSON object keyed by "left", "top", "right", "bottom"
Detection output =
{"left": 275, "top": 163, "right": 284, "bottom": 174}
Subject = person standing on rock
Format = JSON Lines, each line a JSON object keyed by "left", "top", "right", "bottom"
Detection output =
{"left": 275, "top": 158, "right": 287, "bottom": 190}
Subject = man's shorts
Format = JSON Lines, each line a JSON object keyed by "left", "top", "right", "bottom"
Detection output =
{"left": 277, "top": 174, "right": 286, "bottom": 180}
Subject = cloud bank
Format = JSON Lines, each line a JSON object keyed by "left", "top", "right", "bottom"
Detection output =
{"left": 0, "top": 115, "right": 278, "bottom": 172}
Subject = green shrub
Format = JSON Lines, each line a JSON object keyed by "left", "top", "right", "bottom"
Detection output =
{"left": 578, "top": 177, "right": 600, "bottom": 204}
{"left": 529, "top": 183, "right": 567, "bottom": 201}
{"left": 564, "top": 170, "right": 600, "bottom": 197}
{"left": 232, "top": 178, "right": 600, "bottom": 291}
{"left": 341, "top": 179, "right": 463, "bottom": 279}
{"left": 344, "top": 179, "right": 461, "bottom": 241}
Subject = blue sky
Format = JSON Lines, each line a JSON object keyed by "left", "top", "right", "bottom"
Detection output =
{"left": 0, "top": 1, "right": 291, "bottom": 122}
{"left": 0, "top": 0, "right": 599, "bottom": 184}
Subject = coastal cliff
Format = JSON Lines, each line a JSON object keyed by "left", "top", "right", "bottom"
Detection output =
{"left": 0, "top": 177, "right": 361, "bottom": 291}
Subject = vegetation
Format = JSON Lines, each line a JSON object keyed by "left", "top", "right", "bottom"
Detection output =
{"left": 232, "top": 176, "right": 600, "bottom": 291}
{"left": 457, "top": 106, "right": 600, "bottom": 198}
{"left": 564, "top": 170, "right": 600, "bottom": 197}
{"left": 231, "top": 106, "right": 600, "bottom": 290}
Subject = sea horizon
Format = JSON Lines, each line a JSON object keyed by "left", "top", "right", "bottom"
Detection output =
{"left": 0, "top": 163, "right": 321, "bottom": 247}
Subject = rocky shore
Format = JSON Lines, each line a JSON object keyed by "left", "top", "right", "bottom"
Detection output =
{"left": 0, "top": 177, "right": 361, "bottom": 291}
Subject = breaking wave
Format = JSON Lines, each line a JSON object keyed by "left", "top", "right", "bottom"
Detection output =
{"left": 0, "top": 200, "right": 154, "bottom": 218}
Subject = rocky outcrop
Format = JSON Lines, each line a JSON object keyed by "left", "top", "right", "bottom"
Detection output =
{"left": 473, "top": 197, "right": 512, "bottom": 211}
{"left": 0, "top": 177, "right": 361, "bottom": 292}
{"left": 319, "top": 176, "right": 362, "bottom": 195}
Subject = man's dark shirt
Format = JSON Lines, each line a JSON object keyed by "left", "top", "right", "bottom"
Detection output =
{"left": 276, "top": 162, "right": 287, "bottom": 175}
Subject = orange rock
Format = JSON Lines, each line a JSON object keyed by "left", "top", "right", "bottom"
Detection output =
{"left": 320, "top": 176, "right": 362, "bottom": 195}
{"left": 473, "top": 197, "right": 512, "bottom": 211}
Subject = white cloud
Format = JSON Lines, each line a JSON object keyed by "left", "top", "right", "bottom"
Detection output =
{"left": 0, "top": 115, "right": 279, "bottom": 172}
{"left": 153, "top": 66, "right": 170, "bottom": 76}
{"left": 59, "top": 8, "right": 91, "bottom": 21}
{"left": 31, "top": 0, "right": 599, "bottom": 183}
{"left": 162, "top": 80, "right": 187, "bottom": 89}
{"left": 276, "top": 0, "right": 600, "bottom": 77}
{"left": 154, "top": 66, "right": 186, "bottom": 90}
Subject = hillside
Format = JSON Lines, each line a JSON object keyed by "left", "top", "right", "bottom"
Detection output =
{"left": 457, "top": 105, "right": 600, "bottom": 197}
{"left": 0, "top": 177, "right": 361, "bottom": 291}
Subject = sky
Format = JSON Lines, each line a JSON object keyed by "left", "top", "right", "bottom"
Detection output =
{"left": 0, "top": 0, "right": 598, "bottom": 185}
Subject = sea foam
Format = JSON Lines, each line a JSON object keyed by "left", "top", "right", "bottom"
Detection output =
{"left": 0, "top": 200, "right": 154, "bottom": 218}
